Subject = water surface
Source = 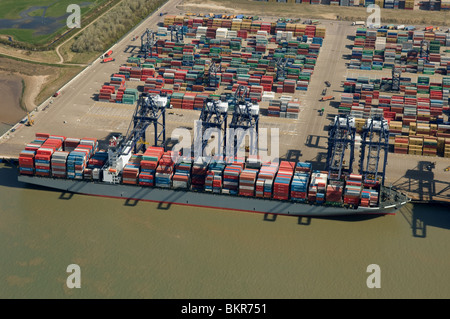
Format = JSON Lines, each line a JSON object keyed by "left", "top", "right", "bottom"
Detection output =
{"left": 0, "top": 162, "right": 449, "bottom": 298}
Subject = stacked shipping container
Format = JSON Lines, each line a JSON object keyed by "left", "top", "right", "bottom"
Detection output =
{"left": 19, "top": 135, "right": 384, "bottom": 207}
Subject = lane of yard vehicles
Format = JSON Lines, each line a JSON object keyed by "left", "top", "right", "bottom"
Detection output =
{"left": 101, "top": 50, "right": 115, "bottom": 63}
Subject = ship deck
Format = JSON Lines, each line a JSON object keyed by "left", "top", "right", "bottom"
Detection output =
{"left": 17, "top": 174, "right": 408, "bottom": 217}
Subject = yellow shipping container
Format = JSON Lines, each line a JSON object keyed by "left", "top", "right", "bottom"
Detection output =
{"left": 389, "top": 121, "right": 402, "bottom": 128}
{"left": 395, "top": 142, "right": 409, "bottom": 148}
{"left": 408, "top": 142, "right": 422, "bottom": 150}
{"left": 409, "top": 136, "right": 423, "bottom": 145}
{"left": 422, "top": 152, "right": 437, "bottom": 157}
{"left": 286, "top": 23, "right": 295, "bottom": 31}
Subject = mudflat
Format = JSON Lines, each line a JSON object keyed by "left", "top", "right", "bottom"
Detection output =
{"left": 0, "top": 74, "right": 24, "bottom": 133}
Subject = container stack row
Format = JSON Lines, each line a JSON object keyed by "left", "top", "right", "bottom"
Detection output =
{"left": 155, "top": 151, "right": 175, "bottom": 188}
{"left": 255, "top": 162, "right": 278, "bottom": 198}
{"left": 19, "top": 135, "right": 383, "bottom": 207}
{"left": 273, "top": 161, "right": 295, "bottom": 200}
{"left": 349, "top": 27, "right": 450, "bottom": 74}
{"left": 339, "top": 75, "right": 450, "bottom": 158}
{"left": 173, "top": 157, "right": 193, "bottom": 189}
{"left": 139, "top": 147, "right": 164, "bottom": 186}
{"left": 96, "top": 15, "right": 321, "bottom": 113}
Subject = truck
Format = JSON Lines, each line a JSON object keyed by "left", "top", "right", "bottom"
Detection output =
{"left": 396, "top": 25, "right": 405, "bottom": 30}
{"left": 101, "top": 57, "right": 115, "bottom": 63}
{"left": 320, "top": 96, "right": 335, "bottom": 102}
{"left": 352, "top": 21, "right": 365, "bottom": 26}
{"left": 104, "top": 50, "right": 113, "bottom": 57}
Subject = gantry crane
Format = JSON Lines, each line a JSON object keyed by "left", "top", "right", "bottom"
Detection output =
{"left": 103, "top": 94, "right": 167, "bottom": 183}
{"left": 419, "top": 39, "right": 429, "bottom": 61}
{"left": 207, "top": 61, "right": 222, "bottom": 88}
{"left": 140, "top": 28, "right": 158, "bottom": 58}
{"left": 228, "top": 85, "right": 259, "bottom": 157}
{"left": 391, "top": 65, "right": 401, "bottom": 91}
{"left": 359, "top": 116, "right": 390, "bottom": 186}
{"left": 275, "top": 57, "right": 293, "bottom": 81}
{"left": 196, "top": 98, "right": 228, "bottom": 158}
{"left": 326, "top": 115, "right": 356, "bottom": 181}
{"left": 170, "top": 25, "right": 185, "bottom": 43}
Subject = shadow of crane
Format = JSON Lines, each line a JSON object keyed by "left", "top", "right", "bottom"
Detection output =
{"left": 389, "top": 161, "right": 450, "bottom": 237}
{"left": 399, "top": 202, "right": 450, "bottom": 238}
{"left": 391, "top": 161, "right": 449, "bottom": 203}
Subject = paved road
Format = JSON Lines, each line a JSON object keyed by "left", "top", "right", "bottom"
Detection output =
{"left": 292, "top": 20, "right": 350, "bottom": 168}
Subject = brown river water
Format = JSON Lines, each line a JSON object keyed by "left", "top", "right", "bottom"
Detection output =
{"left": 1, "top": 162, "right": 450, "bottom": 298}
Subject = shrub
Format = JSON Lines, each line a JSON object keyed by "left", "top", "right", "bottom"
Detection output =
{"left": 71, "top": 0, "right": 166, "bottom": 53}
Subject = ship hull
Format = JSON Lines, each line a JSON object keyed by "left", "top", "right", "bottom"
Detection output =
{"left": 18, "top": 175, "right": 408, "bottom": 217}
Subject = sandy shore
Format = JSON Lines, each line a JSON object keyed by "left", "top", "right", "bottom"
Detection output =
{"left": 0, "top": 72, "right": 47, "bottom": 136}
{"left": 0, "top": 74, "right": 24, "bottom": 135}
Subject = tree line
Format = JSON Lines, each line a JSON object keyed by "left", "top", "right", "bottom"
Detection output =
{"left": 71, "top": 0, "right": 167, "bottom": 53}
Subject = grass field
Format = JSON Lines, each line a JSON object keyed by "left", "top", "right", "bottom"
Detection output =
{"left": 27, "top": 8, "right": 45, "bottom": 18}
{"left": 0, "top": 0, "right": 105, "bottom": 19}
{"left": 0, "top": 0, "right": 109, "bottom": 45}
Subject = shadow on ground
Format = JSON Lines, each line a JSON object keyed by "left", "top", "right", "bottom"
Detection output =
{"left": 391, "top": 161, "right": 450, "bottom": 203}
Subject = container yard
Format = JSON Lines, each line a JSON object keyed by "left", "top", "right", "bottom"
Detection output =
{"left": 343, "top": 26, "right": 450, "bottom": 160}
{"left": 1, "top": 0, "right": 449, "bottom": 207}
{"left": 96, "top": 14, "right": 326, "bottom": 119}
{"left": 253, "top": 0, "right": 442, "bottom": 11}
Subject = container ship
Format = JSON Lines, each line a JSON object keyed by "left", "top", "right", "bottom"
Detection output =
{"left": 16, "top": 130, "right": 409, "bottom": 217}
